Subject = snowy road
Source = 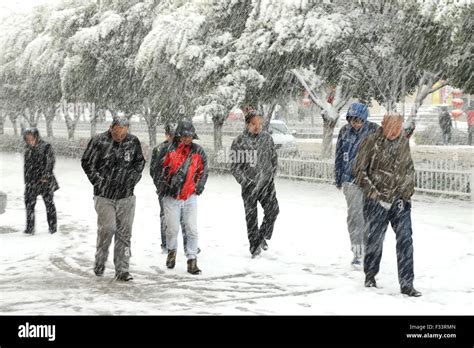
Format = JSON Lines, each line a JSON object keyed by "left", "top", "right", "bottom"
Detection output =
{"left": 0, "top": 152, "right": 473, "bottom": 315}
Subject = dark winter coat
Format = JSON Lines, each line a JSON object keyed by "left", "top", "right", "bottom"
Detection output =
{"left": 150, "top": 139, "right": 171, "bottom": 195}
{"left": 335, "top": 117, "right": 379, "bottom": 188}
{"left": 352, "top": 127, "right": 415, "bottom": 203}
{"left": 24, "top": 134, "right": 59, "bottom": 194}
{"left": 81, "top": 130, "right": 145, "bottom": 200}
{"left": 230, "top": 129, "right": 278, "bottom": 190}
{"left": 150, "top": 140, "right": 208, "bottom": 200}
{"left": 438, "top": 111, "right": 452, "bottom": 133}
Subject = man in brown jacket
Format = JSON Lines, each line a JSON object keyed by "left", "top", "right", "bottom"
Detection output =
{"left": 352, "top": 114, "right": 421, "bottom": 297}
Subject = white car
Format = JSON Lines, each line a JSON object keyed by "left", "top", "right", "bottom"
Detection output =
{"left": 268, "top": 120, "right": 298, "bottom": 155}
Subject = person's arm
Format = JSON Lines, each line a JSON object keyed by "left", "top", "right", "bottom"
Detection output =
{"left": 130, "top": 137, "right": 146, "bottom": 186}
{"left": 81, "top": 136, "right": 102, "bottom": 185}
{"left": 150, "top": 144, "right": 166, "bottom": 189}
{"left": 42, "top": 144, "right": 56, "bottom": 182}
{"left": 230, "top": 137, "right": 246, "bottom": 185}
{"left": 194, "top": 147, "right": 208, "bottom": 195}
{"left": 399, "top": 142, "right": 415, "bottom": 201}
{"left": 270, "top": 135, "right": 278, "bottom": 178}
{"left": 352, "top": 137, "right": 379, "bottom": 198}
{"left": 334, "top": 128, "right": 344, "bottom": 188}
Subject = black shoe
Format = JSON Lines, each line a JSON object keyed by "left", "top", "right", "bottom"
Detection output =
{"left": 166, "top": 249, "right": 177, "bottom": 269}
{"left": 187, "top": 258, "right": 202, "bottom": 275}
{"left": 24, "top": 230, "right": 34, "bottom": 235}
{"left": 115, "top": 272, "right": 133, "bottom": 281}
{"left": 365, "top": 276, "right": 377, "bottom": 288}
{"left": 401, "top": 287, "right": 422, "bottom": 297}
{"left": 251, "top": 247, "right": 262, "bottom": 259}
{"left": 261, "top": 240, "right": 268, "bottom": 251}
{"left": 49, "top": 229, "right": 57, "bottom": 234}
{"left": 94, "top": 264, "right": 105, "bottom": 277}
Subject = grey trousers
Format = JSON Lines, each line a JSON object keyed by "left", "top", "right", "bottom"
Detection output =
{"left": 342, "top": 182, "right": 368, "bottom": 257}
{"left": 94, "top": 195, "right": 136, "bottom": 273}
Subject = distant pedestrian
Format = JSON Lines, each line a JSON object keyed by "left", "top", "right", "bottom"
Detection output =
{"left": 23, "top": 128, "right": 59, "bottom": 235}
{"left": 438, "top": 106, "right": 452, "bottom": 144}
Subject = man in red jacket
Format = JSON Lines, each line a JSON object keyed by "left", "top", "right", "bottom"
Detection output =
{"left": 152, "top": 120, "right": 208, "bottom": 274}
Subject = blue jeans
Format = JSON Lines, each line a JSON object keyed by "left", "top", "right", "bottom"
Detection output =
{"left": 162, "top": 194, "right": 198, "bottom": 260}
{"left": 159, "top": 195, "right": 187, "bottom": 252}
{"left": 363, "top": 197, "right": 415, "bottom": 289}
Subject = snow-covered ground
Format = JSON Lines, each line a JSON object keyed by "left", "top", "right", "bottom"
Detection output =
{"left": 0, "top": 151, "right": 473, "bottom": 315}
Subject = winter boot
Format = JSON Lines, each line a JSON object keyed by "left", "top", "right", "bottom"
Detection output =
{"left": 365, "top": 275, "right": 377, "bottom": 288}
{"left": 351, "top": 257, "right": 362, "bottom": 267}
{"left": 187, "top": 258, "right": 201, "bottom": 275}
{"left": 251, "top": 247, "right": 262, "bottom": 259}
{"left": 401, "top": 287, "right": 422, "bottom": 297}
{"left": 94, "top": 264, "right": 105, "bottom": 277}
{"left": 166, "top": 249, "right": 177, "bottom": 269}
{"left": 115, "top": 271, "right": 133, "bottom": 281}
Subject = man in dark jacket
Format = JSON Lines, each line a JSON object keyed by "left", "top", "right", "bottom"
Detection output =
{"left": 81, "top": 117, "right": 145, "bottom": 281}
{"left": 352, "top": 114, "right": 421, "bottom": 297}
{"left": 438, "top": 106, "right": 452, "bottom": 144}
{"left": 152, "top": 120, "right": 208, "bottom": 275}
{"left": 335, "top": 102, "right": 379, "bottom": 266}
{"left": 23, "top": 128, "right": 59, "bottom": 235}
{"left": 231, "top": 110, "right": 279, "bottom": 258}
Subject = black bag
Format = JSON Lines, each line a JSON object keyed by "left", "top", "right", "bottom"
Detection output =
{"left": 167, "top": 150, "right": 193, "bottom": 197}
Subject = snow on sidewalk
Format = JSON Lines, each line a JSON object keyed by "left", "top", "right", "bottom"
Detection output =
{"left": 0, "top": 152, "right": 472, "bottom": 315}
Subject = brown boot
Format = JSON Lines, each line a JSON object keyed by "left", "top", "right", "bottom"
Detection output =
{"left": 187, "top": 258, "right": 201, "bottom": 275}
{"left": 166, "top": 249, "right": 177, "bottom": 269}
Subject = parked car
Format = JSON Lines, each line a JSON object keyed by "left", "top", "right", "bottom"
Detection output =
{"left": 268, "top": 120, "right": 298, "bottom": 156}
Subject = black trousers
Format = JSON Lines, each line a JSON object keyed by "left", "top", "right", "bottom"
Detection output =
{"left": 241, "top": 181, "right": 279, "bottom": 254}
{"left": 25, "top": 188, "right": 57, "bottom": 233}
{"left": 363, "top": 198, "right": 414, "bottom": 289}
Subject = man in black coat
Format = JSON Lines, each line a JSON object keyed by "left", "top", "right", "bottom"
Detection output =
{"left": 81, "top": 117, "right": 145, "bottom": 281}
{"left": 231, "top": 110, "right": 279, "bottom": 258}
{"left": 23, "top": 128, "right": 59, "bottom": 235}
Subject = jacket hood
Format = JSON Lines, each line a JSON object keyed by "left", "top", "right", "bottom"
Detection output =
{"left": 346, "top": 102, "right": 369, "bottom": 123}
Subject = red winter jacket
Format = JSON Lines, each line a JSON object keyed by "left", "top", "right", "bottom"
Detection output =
{"left": 151, "top": 141, "right": 208, "bottom": 200}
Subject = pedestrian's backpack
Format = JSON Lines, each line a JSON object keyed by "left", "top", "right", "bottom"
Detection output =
{"left": 168, "top": 148, "right": 194, "bottom": 197}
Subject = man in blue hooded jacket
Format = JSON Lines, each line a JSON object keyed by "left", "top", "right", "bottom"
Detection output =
{"left": 335, "top": 102, "right": 379, "bottom": 266}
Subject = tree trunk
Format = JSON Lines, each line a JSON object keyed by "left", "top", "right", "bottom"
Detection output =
{"left": 0, "top": 111, "right": 4, "bottom": 135}
{"left": 213, "top": 121, "right": 224, "bottom": 152}
{"left": 263, "top": 103, "right": 277, "bottom": 131}
{"left": 65, "top": 104, "right": 80, "bottom": 141}
{"left": 9, "top": 114, "right": 18, "bottom": 136}
{"left": 45, "top": 107, "right": 54, "bottom": 138}
{"left": 90, "top": 105, "right": 98, "bottom": 137}
{"left": 148, "top": 122, "right": 157, "bottom": 150}
{"left": 321, "top": 124, "right": 335, "bottom": 159}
